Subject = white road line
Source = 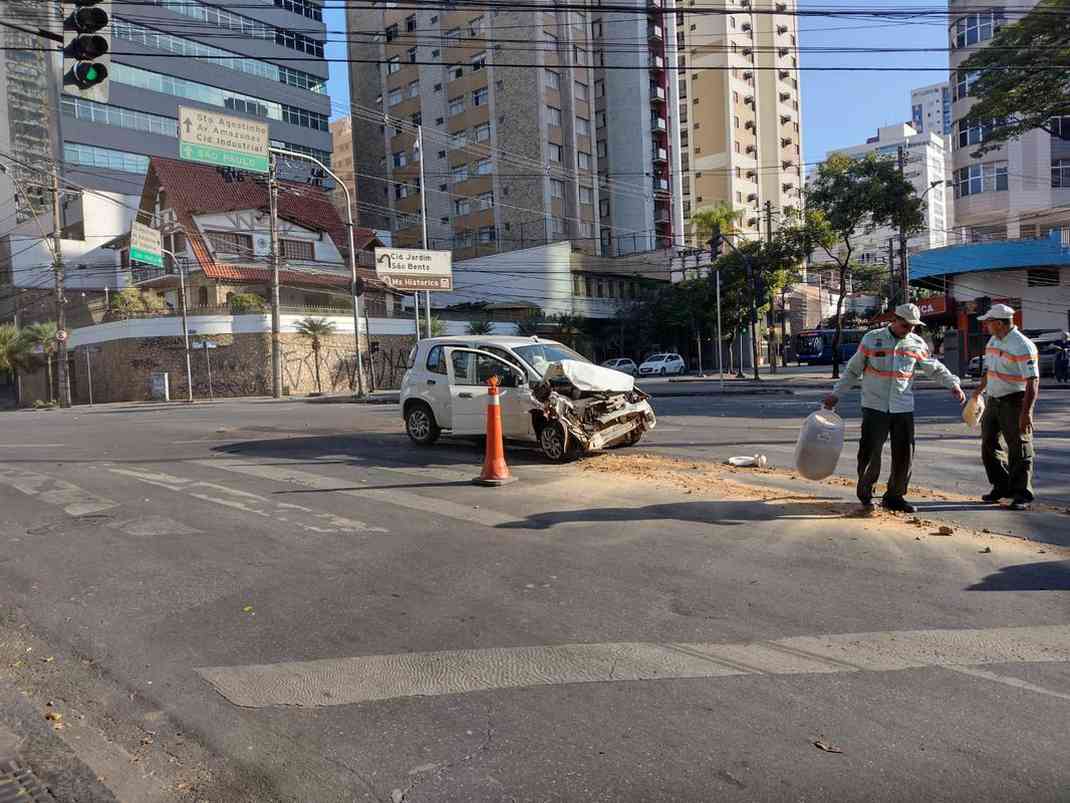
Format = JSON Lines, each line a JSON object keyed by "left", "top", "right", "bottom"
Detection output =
{"left": 196, "top": 624, "right": 1070, "bottom": 708}
{"left": 0, "top": 466, "right": 117, "bottom": 516}
{"left": 193, "top": 458, "right": 516, "bottom": 528}
{"left": 943, "top": 665, "right": 1070, "bottom": 702}
{"left": 0, "top": 443, "right": 64, "bottom": 448}
{"left": 106, "top": 466, "right": 386, "bottom": 534}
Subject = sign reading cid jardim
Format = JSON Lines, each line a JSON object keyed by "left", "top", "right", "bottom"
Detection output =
{"left": 177, "top": 106, "right": 270, "bottom": 174}
{"left": 374, "top": 247, "right": 453, "bottom": 292}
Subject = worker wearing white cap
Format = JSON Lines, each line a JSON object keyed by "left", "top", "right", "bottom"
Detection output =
{"left": 971, "top": 303, "right": 1039, "bottom": 510}
{"left": 824, "top": 303, "right": 965, "bottom": 513}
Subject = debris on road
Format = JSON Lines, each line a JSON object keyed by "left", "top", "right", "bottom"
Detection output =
{"left": 934, "top": 526, "right": 954, "bottom": 536}
{"left": 813, "top": 739, "right": 844, "bottom": 754}
{"left": 980, "top": 547, "right": 992, "bottom": 554}
{"left": 726, "top": 454, "right": 769, "bottom": 468}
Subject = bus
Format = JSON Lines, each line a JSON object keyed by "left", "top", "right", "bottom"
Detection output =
{"left": 795, "top": 328, "right": 867, "bottom": 365}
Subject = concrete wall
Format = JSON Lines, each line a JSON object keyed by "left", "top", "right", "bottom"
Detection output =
{"left": 949, "top": 269, "right": 1070, "bottom": 331}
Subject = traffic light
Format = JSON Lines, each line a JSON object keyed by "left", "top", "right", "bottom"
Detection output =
{"left": 62, "top": 0, "right": 110, "bottom": 102}
{"left": 708, "top": 224, "right": 723, "bottom": 259}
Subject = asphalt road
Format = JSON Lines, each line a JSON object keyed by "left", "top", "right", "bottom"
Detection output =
{"left": 1, "top": 399, "right": 1069, "bottom": 802}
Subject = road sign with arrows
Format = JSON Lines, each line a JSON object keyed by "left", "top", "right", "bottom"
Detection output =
{"left": 177, "top": 106, "right": 270, "bottom": 174}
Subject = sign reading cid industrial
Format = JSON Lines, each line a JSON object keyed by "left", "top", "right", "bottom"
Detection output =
{"left": 177, "top": 106, "right": 270, "bottom": 174}
{"left": 374, "top": 248, "right": 454, "bottom": 291}
{"left": 130, "top": 221, "right": 164, "bottom": 269}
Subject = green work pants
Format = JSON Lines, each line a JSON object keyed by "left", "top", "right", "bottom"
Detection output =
{"left": 981, "top": 392, "right": 1035, "bottom": 502}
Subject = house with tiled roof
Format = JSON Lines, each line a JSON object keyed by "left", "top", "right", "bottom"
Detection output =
{"left": 123, "top": 157, "right": 388, "bottom": 313}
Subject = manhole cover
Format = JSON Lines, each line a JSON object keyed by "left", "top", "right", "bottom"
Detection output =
{"left": 0, "top": 758, "right": 56, "bottom": 802}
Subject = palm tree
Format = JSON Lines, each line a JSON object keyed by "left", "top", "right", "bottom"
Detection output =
{"left": 690, "top": 202, "right": 745, "bottom": 248}
{"left": 465, "top": 317, "right": 494, "bottom": 335}
{"left": 428, "top": 317, "right": 447, "bottom": 337}
{"left": 295, "top": 317, "right": 336, "bottom": 394}
{"left": 21, "top": 321, "right": 58, "bottom": 403}
{"left": 0, "top": 324, "right": 33, "bottom": 403}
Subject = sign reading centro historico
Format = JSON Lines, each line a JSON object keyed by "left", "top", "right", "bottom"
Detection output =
{"left": 374, "top": 248, "right": 453, "bottom": 291}
{"left": 178, "top": 106, "right": 270, "bottom": 174}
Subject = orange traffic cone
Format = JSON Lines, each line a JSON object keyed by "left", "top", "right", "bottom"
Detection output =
{"left": 474, "top": 375, "right": 517, "bottom": 486}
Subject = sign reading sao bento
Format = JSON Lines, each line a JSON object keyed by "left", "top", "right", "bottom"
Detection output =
{"left": 374, "top": 247, "right": 453, "bottom": 292}
{"left": 178, "top": 106, "right": 270, "bottom": 174}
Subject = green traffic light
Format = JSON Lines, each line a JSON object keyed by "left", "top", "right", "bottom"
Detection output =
{"left": 85, "top": 65, "right": 98, "bottom": 81}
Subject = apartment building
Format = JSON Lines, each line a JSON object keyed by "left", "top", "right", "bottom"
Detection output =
{"left": 329, "top": 117, "right": 356, "bottom": 212}
{"left": 59, "top": 0, "right": 332, "bottom": 207}
{"left": 949, "top": 0, "right": 1070, "bottom": 241}
{"left": 592, "top": 0, "right": 684, "bottom": 255}
{"left": 912, "top": 81, "right": 953, "bottom": 137}
{"left": 828, "top": 123, "right": 952, "bottom": 261}
{"left": 676, "top": 0, "right": 805, "bottom": 244}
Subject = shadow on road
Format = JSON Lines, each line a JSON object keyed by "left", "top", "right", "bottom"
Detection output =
{"left": 967, "top": 561, "right": 1070, "bottom": 591}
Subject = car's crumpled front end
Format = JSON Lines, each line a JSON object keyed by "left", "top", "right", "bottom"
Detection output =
{"left": 531, "top": 360, "right": 656, "bottom": 453}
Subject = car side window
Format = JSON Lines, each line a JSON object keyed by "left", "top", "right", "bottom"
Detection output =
{"left": 484, "top": 346, "right": 523, "bottom": 372}
{"left": 426, "top": 346, "right": 448, "bottom": 375}
{"left": 453, "top": 353, "right": 513, "bottom": 387}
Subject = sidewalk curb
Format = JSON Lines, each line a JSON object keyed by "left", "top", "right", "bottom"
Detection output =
{"left": 0, "top": 680, "right": 120, "bottom": 803}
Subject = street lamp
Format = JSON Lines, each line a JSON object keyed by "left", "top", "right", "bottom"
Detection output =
{"left": 160, "top": 247, "right": 193, "bottom": 403}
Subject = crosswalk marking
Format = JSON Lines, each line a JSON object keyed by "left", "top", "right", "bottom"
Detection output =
{"left": 193, "top": 457, "right": 517, "bottom": 528}
{"left": 106, "top": 466, "right": 386, "bottom": 534}
{"left": 0, "top": 465, "right": 117, "bottom": 516}
{"left": 196, "top": 623, "right": 1070, "bottom": 709}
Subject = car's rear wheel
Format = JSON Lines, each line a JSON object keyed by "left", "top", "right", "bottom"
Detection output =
{"left": 405, "top": 403, "right": 440, "bottom": 446}
{"left": 539, "top": 421, "right": 575, "bottom": 462}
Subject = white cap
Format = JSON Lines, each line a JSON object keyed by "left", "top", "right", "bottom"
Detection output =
{"left": 978, "top": 303, "right": 1016, "bottom": 321}
{"left": 894, "top": 303, "right": 923, "bottom": 325}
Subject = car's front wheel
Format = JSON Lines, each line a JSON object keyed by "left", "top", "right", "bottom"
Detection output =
{"left": 539, "top": 421, "right": 575, "bottom": 462}
{"left": 405, "top": 403, "right": 440, "bottom": 446}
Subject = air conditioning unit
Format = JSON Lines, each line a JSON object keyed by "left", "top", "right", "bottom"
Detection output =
{"left": 746, "top": 170, "right": 757, "bottom": 179}
{"left": 748, "top": 216, "right": 759, "bottom": 227}
{"left": 744, "top": 120, "right": 755, "bottom": 130}
{"left": 742, "top": 71, "right": 753, "bottom": 80}
{"left": 782, "top": 183, "right": 794, "bottom": 191}
{"left": 782, "top": 160, "right": 793, "bottom": 169}
{"left": 779, "top": 70, "right": 790, "bottom": 80}
{"left": 747, "top": 193, "right": 758, "bottom": 202}
{"left": 744, "top": 95, "right": 755, "bottom": 105}
{"left": 745, "top": 144, "right": 756, "bottom": 153}
{"left": 778, "top": 48, "right": 789, "bottom": 57}
{"left": 741, "top": 23, "right": 752, "bottom": 32}
{"left": 780, "top": 114, "right": 791, "bottom": 124}
{"left": 779, "top": 92, "right": 790, "bottom": 101}
{"left": 775, "top": 2, "right": 787, "bottom": 10}
{"left": 777, "top": 25, "right": 788, "bottom": 34}
{"left": 742, "top": 47, "right": 753, "bottom": 56}
{"left": 781, "top": 137, "right": 792, "bottom": 147}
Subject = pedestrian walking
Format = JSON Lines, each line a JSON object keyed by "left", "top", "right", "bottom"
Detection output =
{"left": 1055, "top": 344, "right": 1070, "bottom": 384}
{"left": 970, "top": 304, "right": 1040, "bottom": 510}
{"left": 823, "top": 304, "right": 965, "bottom": 514}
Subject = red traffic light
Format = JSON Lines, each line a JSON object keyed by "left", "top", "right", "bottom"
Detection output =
{"left": 65, "top": 34, "right": 108, "bottom": 60}
{"left": 66, "top": 61, "right": 109, "bottom": 90}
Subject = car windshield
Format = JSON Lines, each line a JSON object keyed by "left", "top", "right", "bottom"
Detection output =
{"left": 513, "top": 343, "right": 589, "bottom": 377}
{"left": 646, "top": 355, "right": 665, "bottom": 363}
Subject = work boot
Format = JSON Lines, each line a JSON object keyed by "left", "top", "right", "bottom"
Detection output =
{"left": 981, "top": 490, "right": 1006, "bottom": 503}
{"left": 1008, "top": 498, "right": 1031, "bottom": 511}
{"left": 882, "top": 497, "right": 917, "bottom": 514}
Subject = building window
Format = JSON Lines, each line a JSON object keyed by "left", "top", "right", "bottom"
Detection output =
{"left": 575, "top": 82, "right": 589, "bottom": 101}
{"left": 473, "top": 87, "right": 489, "bottom": 106}
{"left": 578, "top": 151, "right": 591, "bottom": 170}
{"left": 548, "top": 142, "right": 562, "bottom": 162}
{"left": 576, "top": 117, "right": 590, "bottom": 136}
{"left": 206, "top": 230, "right": 254, "bottom": 256}
{"left": 547, "top": 106, "right": 562, "bottom": 128}
{"left": 408, "top": 80, "right": 419, "bottom": 98}
{"left": 387, "top": 56, "right": 400, "bottom": 74}
{"left": 405, "top": 14, "right": 416, "bottom": 31}
{"left": 958, "top": 118, "right": 998, "bottom": 148}
{"left": 445, "top": 28, "right": 461, "bottom": 43}
{"left": 478, "top": 226, "right": 496, "bottom": 243}
{"left": 63, "top": 142, "right": 150, "bottom": 174}
{"left": 954, "top": 161, "right": 1008, "bottom": 198}
{"left": 596, "top": 111, "right": 606, "bottom": 128}
{"left": 449, "top": 96, "right": 465, "bottom": 115}
{"left": 385, "top": 23, "right": 398, "bottom": 41}
{"left": 474, "top": 159, "right": 493, "bottom": 175}
{"left": 579, "top": 186, "right": 593, "bottom": 205}
{"left": 478, "top": 192, "right": 494, "bottom": 209}
{"left": 471, "top": 51, "right": 487, "bottom": 70}
{"left": 1051, "top": 116, "right": 1070, "bottom": 140}
{"left": 469, "top": 16, "right": 484, "bottom": 36}
{"left": 953, "top": 10, "right": 1004, "bottom": 48}
{"left": 275, "top": 0, "right": 322, "bottom": 21}
{"left": 407, "top": 47, "right": 418, "bottom": 63}
{"left": 451, "top": 164, "right": 468, "bottom": 182}
{"left": 550, "top": 179, "right": 565, "bottom": 198}
{"left": 545, "top": 70, "right": 561, "bottom": 90}
{"left": 599, "top": 198, "right": 609, "bottom": 217}
{"left": 454, "top": 198, "right": 471, "bottom": 216}
{"left": 595, "top": 80, "right": 605, "bottom": 98}
{"left": 393, "top": 151, "right": 407, "bottom": 168}
{"left": 596, "top": 140, "right": 607, "bottom": 158}
{"left": 953, "top": 70, "right": 979, "bottom": 101}
{"left": 388, "top": 89, "right": 403, "bottom": 106}
{"left": 1053, "top": 159, "right": 1070, "bottom": 188}
{"left": 474, "top": 123, "right": 491, "bottom": 142}
{"left": 280, "top": 239, "right": 315, "bottom": 260}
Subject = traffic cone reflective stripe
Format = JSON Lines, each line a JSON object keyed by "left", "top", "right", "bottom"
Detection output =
{"left": 474, "top": 375, "right": 516, "bottom": 486}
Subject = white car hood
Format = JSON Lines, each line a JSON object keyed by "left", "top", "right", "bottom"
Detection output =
{"left": 541, "top": 359, "right": 635, "bottom": 393}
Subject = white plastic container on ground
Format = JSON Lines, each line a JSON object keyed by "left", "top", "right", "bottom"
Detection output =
{"left": 794, "top": 410, "right": 845, "bottom": 480}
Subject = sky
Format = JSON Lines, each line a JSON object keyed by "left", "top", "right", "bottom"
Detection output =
{"left": 321, "top": 5, "right": 951, "bottom": 169}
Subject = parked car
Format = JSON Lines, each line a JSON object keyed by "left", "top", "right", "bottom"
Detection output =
{"left": 400, "top": 336, "right": 656, "bottom": 461}
{"left": 601, "top": 357, "right": 638, "bottom": 376}
{"left": 968, "top": 356, "right": 985, "bottom": 378}
{"left": 638, "top": 353, "right": 687, "bottom": 377}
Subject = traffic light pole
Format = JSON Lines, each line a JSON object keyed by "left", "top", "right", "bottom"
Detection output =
{"left": 268, "top": 155, "right": 282, "bottom": 399}
{"left": 51, "top": 170, "right": 71, "bottom": 408}
{"left": 721, "top": 235, "right": 760, "bottom": 381}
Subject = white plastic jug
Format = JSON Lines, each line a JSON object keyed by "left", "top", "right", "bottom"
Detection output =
{"left": 963, "top": 393, "right": 985, "bottom": 429}
{"left": 794, "top": 409, "right": 845, "bottom": 480}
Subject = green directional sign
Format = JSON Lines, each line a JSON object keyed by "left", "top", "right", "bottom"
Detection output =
{"left": 177, "top": 106, "right": 270, "bottom": 175}
{"left": 130, "top": 221, "right": 163, "bottom": 268}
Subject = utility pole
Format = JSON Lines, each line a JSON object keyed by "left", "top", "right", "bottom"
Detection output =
{"left": 418, "top": 125, "right": 431, "bottom": 336}
{"left": 887, "top": 237, "right": 897, "bottom": 306}
{"left": 268, "top": 155, "right": 282, "bottom": 398}
{"left": 163, "top": 247, "right": 193, "bottom": 402}
{"left": 764, "top": 200, "right": 776, "bottom": 374}
{"left": 897, "top": 145, "right": 910, "bottom": 302}
{"left": 50, "top": 169, "right": 70, "bottom": 407}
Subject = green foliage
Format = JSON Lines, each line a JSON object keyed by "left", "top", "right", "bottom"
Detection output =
{"left": 428, "top": 317, "right": 447, "bottom": 337}
{"left": 690, "top": 202, "right": 745, "bottom": 245}
{"left": 20, "top": 321, "right": 58, "bottom": 356}
{"left": 959, "top": 0, "right": 1070, "bottom": 156}
{"left": 465, "top": 318, "right": 495, "bottom": 335}
{"left": 0, "top": 324, "right": 33, "bottom": 374}
{"left": 514, "top": 314, "right": 545, "bottom": 337}
{"left": 229, "top": 293, "right": 266, "bottom": 313}
{"left": 294, "top": 317, "right": 336, "bottom": 352}
{"left": 109, "top": 288, "right": 166, "bottom": 319}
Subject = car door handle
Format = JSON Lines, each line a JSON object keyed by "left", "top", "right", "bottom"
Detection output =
{"left": 458, "top": 392, "right": 473, "bottom": 399}
{"left": 426, "top": 379, "right": 437, "bottom": 385}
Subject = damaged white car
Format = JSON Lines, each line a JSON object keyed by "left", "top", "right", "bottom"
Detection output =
{"left": 400, "top": 336, "right": 656, "bottom": 461}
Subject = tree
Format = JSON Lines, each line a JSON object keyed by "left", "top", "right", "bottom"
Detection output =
{"left": 294, "top": 317, "right": 336, "bottom": 394}
{"left": 515, "top": 314, "right": 545, "bottom": 337}
{"left": 959, "top": 0, "right": 1070, "bottom": 156}
{"left": 229, "top": 293, "right": 266, "bottom": 314}
{"left": 108, "top": 288, "right": 167, "bottom": 320}
{"left": 21, "top": 321, "right": 58, "bottom": 403}
{"left": 428, "top": 317, "right": 447, "bottom": 337}
{"left": 0, "top": 325, "right": 35, "bottom": 405}
{"left": 690, "top": 202, "right": 744, "bottom": 249}
{"left": 465, "top": 317, "right": 495, "bottom": 335}
{"left": 805, "top": 153, "right": 926, "bottom": 377}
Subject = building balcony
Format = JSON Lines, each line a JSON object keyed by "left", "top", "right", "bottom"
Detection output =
{"left": 649, "top": 53, "right": 665, "bottom": 70}
{"left": 650, "top": 85, "right": 666, "bottom": 103}
{"left": 651, "top": 117, "right": 667, "bottom": 133}
{"left": 655, "top": 177, "right": 671, "bottom": 193}
{"left": 652, "top": 146, "right": 668, "bottom": 163}
{"left": 648, "top": 24, "right": 663, "bottom": 40}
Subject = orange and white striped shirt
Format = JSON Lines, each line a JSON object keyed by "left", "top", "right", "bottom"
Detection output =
{"left": 984, "top": 327, "right": 1039, "bottom": 398}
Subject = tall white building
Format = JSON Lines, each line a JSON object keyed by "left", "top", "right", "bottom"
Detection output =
{"left": 912, "top": 82, "right": 953, "bottom": 137}
{"left": 826, "top": 123, "right": 952, "bottom": 261}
